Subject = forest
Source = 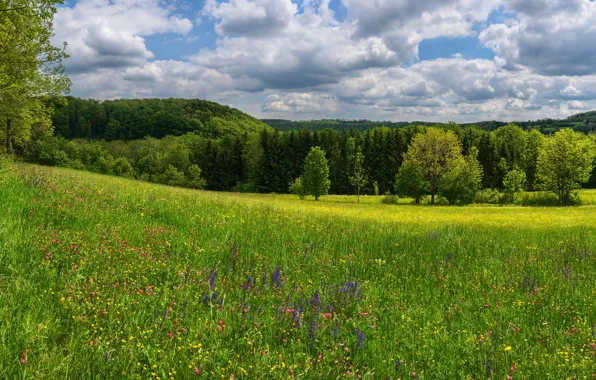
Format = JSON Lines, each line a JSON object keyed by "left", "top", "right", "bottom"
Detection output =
{"left": 264, "top": 111, "right": 596, "bottom": 134}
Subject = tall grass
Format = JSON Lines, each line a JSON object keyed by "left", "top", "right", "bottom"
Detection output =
{"left": 0, "top": 164, "right": 595, "bottom": 379}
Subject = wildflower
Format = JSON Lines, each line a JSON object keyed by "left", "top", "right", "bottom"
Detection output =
{"left": 104, "top": 353, "right": 108, "bottom": 363}
{"left": 271, "top": 265, "right": 282, "bottom": 288}
{"left": 194, "top": 367, "right": 200, "bottom": 375}
{"left": 504, "top": 346, "right": 512, "bottom": 351}
{"left": 168, "top": 331, "right": 173, "bottom": 339}
{"left": 395, "top": 359, "right": 402, "bottom": 370}
{"left": 355, "top": 328, "right": 365, "bottom": 349}
{"left": 208, "top": 267, "right": 217, "bottom": 289}
{"left": 332, "top": 324, "right": 339, "bottom": 340}
{"left": 309, "top": 318, "right": 317, "bottom": 348}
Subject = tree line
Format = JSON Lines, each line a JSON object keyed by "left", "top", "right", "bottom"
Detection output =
{"left": 264, "top": 111, "right": 596, "bottom": 134}
{"left": 18, "top": 122, "right": 596, "bottom": 205}
{"left": 49, "top": 97, "right": 271, "bottom": 141}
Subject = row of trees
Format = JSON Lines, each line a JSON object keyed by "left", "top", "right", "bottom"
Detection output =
{"left": 22, "top": 122, "right": 596, "bottom": 205}
{"left": 265, "top": 111, "right": 596, "bottom": 135}
{"left": 289, "top": 128, "right": 595, "bottom": 205}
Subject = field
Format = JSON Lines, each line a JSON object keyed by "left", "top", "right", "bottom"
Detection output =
{"left": 1, "top": 164, "right": 596, "bottom": 379}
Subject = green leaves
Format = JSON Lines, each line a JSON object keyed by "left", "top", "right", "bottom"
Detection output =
{"left": 537, "top": 129, "right": 596, "bottom": 204}
{"left": 302, "top": 146, "right": 331, "bottom": 201}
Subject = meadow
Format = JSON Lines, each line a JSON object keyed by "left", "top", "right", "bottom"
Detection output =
{"left": 1, "top": 163, "right": 595, "bottom": 379}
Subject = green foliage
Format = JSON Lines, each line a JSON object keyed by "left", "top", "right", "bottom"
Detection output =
{"left": 537, "top": 129, "right": 596, "bottom": 204}
{"left": 112, "top": 157, "right": 134, "bottom": 178}
{"left": 438, "top": 147, "right": 483, "bottom": 205}
{"left": 302, "top": 146, "right": 331, "bottom": 201}
{"left": 187, "top": 164, "right": 207, "bottom": 189}
{"left": 289, "top": 177, "right": 307, "bottom": 200}
{"left": 503, "top": 169, "right": 527, "bottom": 203}
{"left": 402, "top": 128, "right": 463, "bottom": 204}
{"left": 348, "top": 146, "right": 367, "bottom": 202}
{"left": 381, "top": 191, "right": 398, "bottom": 204}
{"left": 395, "top": 162, "right": 429, "bottom": 204}
{"left": 0, "top": 0, "right": 70, "bottom": 155}
{"left": 51, "top": 97, "right": 272, "bottom": 140}
{"left": 474, "top": 188, "right": 506, "bottom": 205}
{"left": 158, "top": 165, "right": 187, "bottom": 187}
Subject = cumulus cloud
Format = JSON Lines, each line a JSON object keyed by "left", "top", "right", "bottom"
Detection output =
{"left": 262, "top": 93, "right": 339, "bottom": 113}
{"left": 480, "top": 0, "right": 596, "bottom": 76}
{"left": 55, "top": 0, "right": 596, "bottom": 121}
{"left": 203, "top": 0, "right": 297, "bottom": 37}
{"left": 54, "top": 0, "right": 192, "bottom": 74}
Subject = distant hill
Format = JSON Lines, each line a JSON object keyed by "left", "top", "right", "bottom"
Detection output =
{"left": 51, "top": 97, "right": 272, "bottom": 141}
{"left": 263, "top": 111, "right": 596, "bottom": 134}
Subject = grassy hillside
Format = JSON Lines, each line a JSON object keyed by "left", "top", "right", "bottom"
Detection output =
{"left": 51, "top": 97, "right": 272, "bottom": 140}
{"left": 1, "top": 164, "right": 595, "bottom": 378}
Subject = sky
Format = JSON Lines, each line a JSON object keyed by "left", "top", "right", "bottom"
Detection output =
{"left": 54, "top": 0, "right": 596, "bottom": 122}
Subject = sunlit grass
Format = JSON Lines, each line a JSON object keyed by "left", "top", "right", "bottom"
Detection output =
{"left": 1, "top": 164, "right": 595, "bottom": 379}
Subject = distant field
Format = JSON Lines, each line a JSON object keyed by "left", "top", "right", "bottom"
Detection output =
{"left": 1, "top": 164, "right": 595, "bottom": 379}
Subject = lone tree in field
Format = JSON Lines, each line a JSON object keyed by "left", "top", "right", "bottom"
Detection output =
{"left": 537, "top": 129, "right": 596, "bottom": 205}
{"left": 302, "top": 146, "right": 331, "bottom": 201}
{"left": 402, "top": 128, "right": 463, "bottom": 204}
{"left": 349, "top": 146, "right": 367, "bottom": 203}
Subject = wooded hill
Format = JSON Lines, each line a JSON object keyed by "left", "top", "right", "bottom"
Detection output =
{"left": 50, "top": 97, "right": 272, "bottom": 141}
{"left": 263, "top": 111, "right": 596, "bottom": 134}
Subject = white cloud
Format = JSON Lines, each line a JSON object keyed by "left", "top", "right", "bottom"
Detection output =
{"left": 54, "top": 0, "right": 192, "bottom": 73}
{"left": 55, "top": 0, "right": 596, "bottom": 122}
{"left": 262, "top": 93, "right": 339, "bottom": 113}
{"left": 203, "top": 0, "right": 298, "bottom": 37}
{"left": 480, "top": 0, "right": 596, "bottom": 75}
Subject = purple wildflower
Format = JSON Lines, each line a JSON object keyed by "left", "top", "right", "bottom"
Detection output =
{"left": 104, "top": 353, "right": 109, "bottom": 363}
{"left": 271, "top": 265, "right": 282, "bottom": 288}
{"left": 355, "top": 328, "right": 365, "bottom": 349}
{"left": 309, "top": 318, "right": 317, "bottom": 349}
{"left": 208, "top": 267, "right": 217, "bottom": 289}
{"left": 332, "top": 324, "right": 339, "bottom": 340}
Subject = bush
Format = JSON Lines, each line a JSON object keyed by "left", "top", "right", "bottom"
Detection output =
{"left": 474, "top": 189, "right": 506, "bottom": 205}
{"left": 113, "top": 157, "right": 134, "bottom": 178}
{"left": 236, "top": 182, "right": 258, "bottom": 193}
{"left": 186, "top": 164, "right": 207, "bottom": 189}
{"left": 289, "top": 177, "right": 307, "bottom": 200}
{"left": 517, "top": 191, "right": 579, "bottom": 206}
{"left": 381, "top": 191, "right": 398, "bottom": 204}
{"left": 157, "top": 165, "right": 186, "bottom": 187}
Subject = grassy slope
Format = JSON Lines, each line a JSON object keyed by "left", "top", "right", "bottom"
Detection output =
{"left": 1, "top": 164, "right": 595, "bottom": 379}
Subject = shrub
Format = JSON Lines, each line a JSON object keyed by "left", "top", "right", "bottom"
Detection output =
{"left": 517, "top": 191, "right": 576, "bottom": 206}
{"left": 381, "top": 192, "right": 398, "bottom": 204}
{"left": 289, "top": 177, "right": 307, "bottom": 200}
{"left": 236, "top": 182, "right": 258, "bottom": 193}
{"left": 113, "top": 157, "right": 134, "bottom": 178}
{"left": 186, "top": 164, "right": 207, "bottom": 189}
{"left": 474, "top": 189, "right": 506, "bottom": 205}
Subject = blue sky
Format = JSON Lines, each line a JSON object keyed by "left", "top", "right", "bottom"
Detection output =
{"left": 53, "top": 0, "right": 596, "bottom": 122}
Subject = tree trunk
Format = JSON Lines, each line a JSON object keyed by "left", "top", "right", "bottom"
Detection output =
{"left": 357, "top": 188, "right": 360, "bottom": 203}
{"left": 5, "top": 119, "right": 12, "bottom": 154}
{"left": 431, "top": 193, "right": 435, "bottom": 205}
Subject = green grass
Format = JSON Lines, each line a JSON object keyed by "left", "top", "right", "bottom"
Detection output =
{"left": 1, "top": 164, "right": 595, "bottom": 379}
